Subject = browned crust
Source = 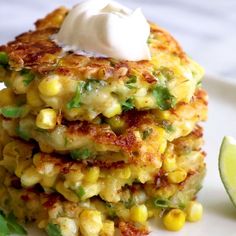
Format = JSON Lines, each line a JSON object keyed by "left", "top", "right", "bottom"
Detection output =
{"left": 0, "top": 7, "right": 188, "bottom": 77}
{"left": 118, "top": 221, "right": 149, "bottom": 236}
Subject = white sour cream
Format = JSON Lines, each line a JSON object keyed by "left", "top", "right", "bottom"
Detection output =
{"left": 54, "top": 0, "right": 151, "bottom": 61}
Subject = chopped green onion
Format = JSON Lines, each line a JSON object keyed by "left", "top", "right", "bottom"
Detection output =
{"left": 0, "top": 106, "right": 27, "bottom": 118}
{"left": 0, "top": 211, "right": 27, "bottom": 236}
{"left": 67, "top": 82, "right": 85, "bottom": 109}
{"left": 152, "top": 85, "right": 176, "bottom": 110}
{"left": 20, "top": 69, "right": 35, "bottom": 86}
{"left": 142, "top": 128, "right": 153, "bottom": 140}
{"left": 125, "top": 75, "right": 137, "bottom": 89}
{"left": 76, "top": 186, "right": 85, "bottom": 198}
{"left": 16, "top": 126, "right": 30, "bottom": 141}
{"left": 121, "top": 98, "right": 134, "bottom": 112}
{"left": 0, "top": 52, "right": 9, "bottom": 65}
{"left": 153, "top": 198, "right": 171, "bottom": 209}
{"left": 46, "top": 223, "right": 62, "bottom": 236}
{"left": 70, "top": 148, "right": 92, "bottom": 160}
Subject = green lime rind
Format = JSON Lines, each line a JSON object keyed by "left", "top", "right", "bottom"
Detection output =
{"left": 219, "top": 136, "right": 236, "bottom": 208}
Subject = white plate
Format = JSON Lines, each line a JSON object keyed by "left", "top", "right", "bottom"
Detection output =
{"left": 5, "top": 75, "right": 236, "bottom": 236}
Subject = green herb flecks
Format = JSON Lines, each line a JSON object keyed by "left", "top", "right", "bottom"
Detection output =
{"left": 0, "top": 52, "right": 9, "bottom": 66}
{"left": 0, "top": 106, "right": 27, "bottom": 118}
{"left": 123, "top": 197, "right": 135, "bottom": 209}
{"left": 67, "top": 82, "right": 85, "bottom": 109}
{"left": 105, "top": 203, "right": 117, "bottom": 219}
{"left": 0, "top": 211, "right": 27, "bottom": 236}
{"left": 125, "top": 75, "right": 137, "bottom": 89}
{"left": 152, "top": 85, "right": 176, "bottom": 110}
{"left": 16, "top": 126, "right": 30, "bottom": 141}
{"left": 121, "top": 98, "right": 134, "bottom": 112}
{"left": 46, "top": 223, "right": 62, "bottom": 236}
{"left": 84, "top": 79, "right": 106, "bottom": 92}
{"left": 20, "top": 69, "right": 35, "bottom": 86}
{"left": 70, "top": 148, "right": 92, "bottom": 160}
{"left": 76, "top": 186, "right": 86, "bottom": 198}
{"left": 161, "top": 120, "right": 175, "bottom": 133}
{"left": 142, "top": 128, "right": 153, "bottom": 140}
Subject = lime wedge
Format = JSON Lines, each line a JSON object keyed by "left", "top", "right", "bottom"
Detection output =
{"left": 219, "top": 136, "right": 236, "bottom": 207}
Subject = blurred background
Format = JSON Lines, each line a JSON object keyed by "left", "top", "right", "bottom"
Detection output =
{"left": 0, "top": 0, "right": 236, "bottom": 78}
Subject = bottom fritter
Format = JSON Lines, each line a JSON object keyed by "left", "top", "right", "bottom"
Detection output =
{"left": 0, "top": 166, "right": 205, "bottom": 236}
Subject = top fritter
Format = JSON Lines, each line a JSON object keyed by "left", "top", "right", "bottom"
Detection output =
{"left": 0, "top": 7, "right": 203, "bottom": 122}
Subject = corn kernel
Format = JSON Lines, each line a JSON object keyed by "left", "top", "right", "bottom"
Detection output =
{"left": 163, "top": 209, "right": 186, "bottom": 231}
{"left": 55, "top": 181, "right": 79, "bottom": 202}
{"left": 41, "top": 174, "right": 58, "bottom": 188}
{"left": 186, "top": 201, "right": 203, "bottom": 222}
{"left": 134, "top": 95, "right": 156, "bottom": 109}
{"left": 12, "top": 73, "right": 28, "bottom": 94}
{"left": 0, "top": 88, "right": 15, "bottom": 106}
{"left": 27, "top": 86, "right": 44, "bottom": 107}
{"left": 116, "top": 167, "right": 131, "bottom": 179}
{"left": 130, "top": 205, "right": 148, "bottom": 224}
{"left": 163, "top": 156, "right": 177, "bottom": 172}
{"left": 79, "top": 210, "right": 103, "bottom": 236}
{"left": 102, "top": 100, "right": 122, "bottom": 118}
{"left": 36, "top": 108, "right": 57, "bottom": 129}
{"left": 167, "top": 168, "right": 187, "bottom": 184}
{"left": 100, "top": 220, "right": 114, "bottom": 236}
{"left": 21, "top": 166, "right": 42, "bottom": 187}
{"left": 84, "top": 167, "right": 100, "bottom": 184}
{"left": 39, "top": 142, "right": 54, "bottom": 153}
{"left": 57, "top": 217, "right": 78, "bottom": 236}
{"left": 106, "top": 116, "right": 125, "bottom": 131}
{"left": 38, "top": 75, "right": 62, "bottom": 97}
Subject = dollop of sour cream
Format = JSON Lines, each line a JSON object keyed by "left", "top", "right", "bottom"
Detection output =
{"left": 54, "top": 0, "right": 151, "bottom": 61}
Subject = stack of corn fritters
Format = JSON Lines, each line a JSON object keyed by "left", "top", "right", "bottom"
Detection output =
{"left": 0, "top": 7, "right": 207, "bottom": 236}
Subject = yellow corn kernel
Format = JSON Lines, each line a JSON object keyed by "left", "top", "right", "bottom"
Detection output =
{"left": 134, "top": 95, "right": 156, "bottom": 109}
{"left": 79, "top": 210, "right": 103, "bottom": 236}
{"left": 163, "top": 156, "right": 177, "bottom": 172}
{"left": 84, "top": 167, "right": 100, "bottom": 184}
{"left": 36, "top": 108, "right": 57, "bottom": 129}
{"left": 167, "top": 168, "right": 187, "bottom": 184}
{"left": 100, "top": 220, "right": 114, "bottom": 236}
{"left": 0, "top": 88, "right": 15, "bottom": 106}
{"left": 106, "top": 116, "right": 125, "bottom": 131}
{"left": 159, "top": 140, "right": 167, "bottom": 153}
{"left": 186, "top": 201, "right": 203, "bottom": 222}
{"left": 55, "top": 181, "right": 79, "bottom": 202}
{"left": 41, "top": 174, "right": 58, "bottom": 188}
{"left": 27, "top": 86, "right": 43, "bottom": 107}
{"left": 12, "top": 73, "right": 28, "bottom": 94}
{"left": 115, "top": 167, "right": 131, "bottom": 179}
{"left": 148, "top": 209, "right": 154, "bottom": 218}
{"left": 115, "top": 203, "right": 130, "bottom": 221}
{"left": 57, "top": 217, "right": 78, "bottom": 236}
{"left": 39, "top": 142, "right": 54, "bottom": 153}
{"left": 163, "top": 209, "right": 186, "bottom": 231}
{"left": 38, "top": 75, "right": 62, "bottom": 97}
{"left": 21, "top": 166, "right": 42, "bottom": 187}
{"left": 82, "top": 183, "right": 101, "bottom": 200}
{"left": 65, "top": 107, "right": 83, "bottom": 120}
{"left": 130, "top": 205, "right": 148, "bottom": 224}
{"left": 102, "top": 100, "right": 122, "bottom": 118}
